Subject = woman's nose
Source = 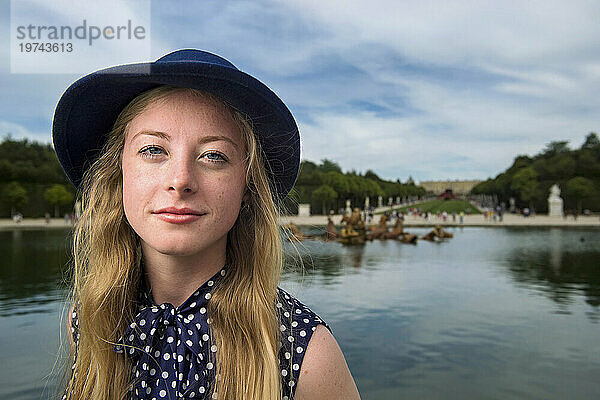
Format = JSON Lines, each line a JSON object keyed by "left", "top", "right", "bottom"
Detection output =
{"left": 167, "top": 157, "right": 198, "bottom": 194}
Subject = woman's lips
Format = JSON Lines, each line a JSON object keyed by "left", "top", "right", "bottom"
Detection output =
{"left": 152, "top": 207, "right": 206, "bottom": 224}
{"left": 152, "top": 212, "right": 205, "bottom": 224}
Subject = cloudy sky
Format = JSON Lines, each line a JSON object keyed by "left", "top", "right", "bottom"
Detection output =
{"left": 1, "top": 0, "right": 599, "bottom": 183}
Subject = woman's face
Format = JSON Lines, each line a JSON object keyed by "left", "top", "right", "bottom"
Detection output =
{"left": 121, "top": 91, "right": 247, "bottom": 260}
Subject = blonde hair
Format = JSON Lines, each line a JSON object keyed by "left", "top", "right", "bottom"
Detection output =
{"left": 63, "top": 85, "right": 284, "bottom": 399}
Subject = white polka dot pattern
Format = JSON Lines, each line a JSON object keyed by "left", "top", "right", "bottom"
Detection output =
{"left": 276, "top": 287, "right": 330, "bottom": 399}
{"left": 65, "top": 268, "right": 329, "bottom": 399}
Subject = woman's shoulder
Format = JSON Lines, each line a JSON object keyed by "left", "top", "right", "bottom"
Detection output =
{"left": 275, "top": 286, "right": 331, "bottom": 335}
{"left": 274, "top": 287, "right": 360, "bottom": 399}
{"left": 275, "top": 286, "right": 331, "bottom": 398}
{"left": 293, "top": 323, "right": 361, "bottom": 399}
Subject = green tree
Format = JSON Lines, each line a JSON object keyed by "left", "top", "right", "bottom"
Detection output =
{"left": 0, "top": 137, "right": 68, "bottom": 185}
{"left": 364, "top": 170, "right": 381, "bottom": 182}
{"left": 565, "top": 177, "right": 595, "bottom": 214}
{"left": 511, "top": 155, "right": 532, "bottom": 170}
{"left": 581, "top": 132, "right": 600, "bottom": 150}
{"left": 471, "top": 178, "right": 497, "bottom": 195}
{"left": 2, "top": 181, "right": 28, "bottom": 215}
{"left": 296, "top": 160, "right": 320, "bottom": 186}
{"left": 347, "top": 175, "right": 360, "bottom": 198}
{"left": 364, "top": 179, "right": 383, "bottom": 198}
{"left": 511, "top": 167, "right": 538, "bottom": 208}
{"left": 319, "top": 159, "right": 343, "bottom": 174}
{"left": 546, "top": 155, "right": 576, "bottom": 180}
{"left": 312, "top": 184, "right": 338, "bottom": 215}
{"left": 456, "top": 134, "right": 600, "bottom": 213}
{"left": 576, "top": 150, "right": 600, "bottom": 178}
{"left": 542, "top": 141, "right": 570, "bottom": 158}
{"left": 323, "top": 171, "right": 349, "bottom": 198}
{"left": 44, "top": 184, "right": 74, "bottom": 217}
{"left": 0, "top": 159, "right": 14, "bottom": 181}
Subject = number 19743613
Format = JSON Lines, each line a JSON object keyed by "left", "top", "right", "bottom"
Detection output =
{"left": 19, "top": 42, "right": 73, "bottom": 52}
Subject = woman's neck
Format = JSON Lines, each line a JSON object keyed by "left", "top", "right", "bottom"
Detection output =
{"left": 140, "top": 242, "right": 226, "bottom": 308}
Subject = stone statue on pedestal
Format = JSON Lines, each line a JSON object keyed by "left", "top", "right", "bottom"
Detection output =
{"left": 298, "top": 203, "right": 310, "bottom": 217}
{"left": 345, "top": 199, "right": 352, "bottom": 215}
{"left": 548, "top": 184, "right": 564, "bottom": 217}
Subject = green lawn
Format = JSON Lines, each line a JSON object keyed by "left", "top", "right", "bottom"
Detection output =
{"left": 381, "top": 199, "right": 482, "bottom": 215}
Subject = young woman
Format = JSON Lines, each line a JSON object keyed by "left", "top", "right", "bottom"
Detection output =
{"left": 53, "top": 49, "right": 360, "bottom": 399}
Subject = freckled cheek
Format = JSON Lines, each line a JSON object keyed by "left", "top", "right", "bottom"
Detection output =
{"left": 210, "top": 180, "right": 244, "bottom": 219}
{"left": 122, "top": 169, "right": 156, "bottom": 217}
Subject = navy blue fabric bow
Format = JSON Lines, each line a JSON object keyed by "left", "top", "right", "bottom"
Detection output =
{"left": 114, "top": 267, "right": 226, "bottom": 399}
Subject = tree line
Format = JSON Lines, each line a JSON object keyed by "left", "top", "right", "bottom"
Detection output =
{"left": 472, "top": 132, "right": 600, "bottom": 213}
{"left": 0, "top": 136, "right": 74, "bottom": 217}
{"left": 283, "top": 159, "right": 426, "bottom": 215}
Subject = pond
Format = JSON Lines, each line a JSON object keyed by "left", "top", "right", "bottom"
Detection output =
{"left": 0, "top": 227, "right": 599, "bottom": 399}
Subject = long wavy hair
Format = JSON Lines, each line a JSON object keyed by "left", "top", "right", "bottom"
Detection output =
{"left": 63, "top": 85, "right": 285, "bottom": 399}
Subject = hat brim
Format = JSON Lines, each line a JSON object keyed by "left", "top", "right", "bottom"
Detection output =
{"left": 52, "top": 61, "right": 299, "bottom": 201}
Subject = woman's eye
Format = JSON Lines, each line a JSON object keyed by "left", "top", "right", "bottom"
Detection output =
{"left": 202, "top": 152, "right": 227, "bottom": 163}
{"left": 139, "top": 146, "right": 164, "bottom": 158}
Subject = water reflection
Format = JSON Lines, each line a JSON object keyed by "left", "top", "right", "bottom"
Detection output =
{"left": 501, "top": 227, "right": 600, "bottom": 319}
{"left": 290, "top": 226, "right": 600, "bottom": 317}
{"left": 0, "top": 230, "right": 71, "bottom": 316}
{"left": 283, "top": 239, "right": 369, "bottom": 279}
{"left": 1, "top": 227, "right": 600, "bottom": 399}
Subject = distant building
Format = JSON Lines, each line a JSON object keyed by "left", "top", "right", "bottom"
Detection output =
{"left": 419, "top": 180, "right": 481, "bottom": 195}
{"left": 439, "top": 189, "right": 456, "bottom": 199}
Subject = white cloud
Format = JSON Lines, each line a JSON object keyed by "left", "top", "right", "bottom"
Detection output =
{"left": 278, "top": 0, "right": 600, "bottom": 68}
{"left": 0, "top": 120, "right": 49, "bottom": 143}
{"left": 269, "top": 0, "right": 600, "bottom": 180}
{"left": 300, "top": 71, "right": 597, "bottom": 181}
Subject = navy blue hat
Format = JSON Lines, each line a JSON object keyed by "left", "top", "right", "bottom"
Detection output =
{"left": 52, "top": 49, "right": 300, "bottom": 202}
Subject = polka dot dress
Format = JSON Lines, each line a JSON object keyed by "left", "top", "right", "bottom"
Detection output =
{"left": 275, "top": 286, "right": 329, "bottom": 400}
{"left": 66, "top": 266, "right": 329, "bottom": 399}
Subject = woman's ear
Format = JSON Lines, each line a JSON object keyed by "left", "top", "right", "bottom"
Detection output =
{"left": 241, "top": 191, "right": 252, "bottom": 211}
